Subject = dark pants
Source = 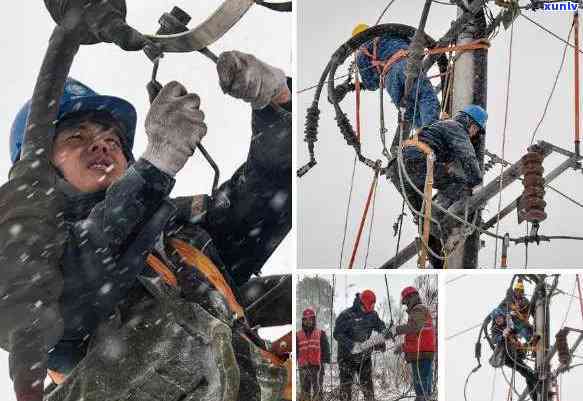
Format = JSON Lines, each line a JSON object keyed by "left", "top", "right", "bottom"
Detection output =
{"left": 299, "top": 365, "right": 324, "bottom": 401}
{"left": 395, "top": 150, "right": 471, "bottom": 268}
{"left": 502, "top": 346, "right": 538, "bottom": 400}
{"left": 410, "top": 359, "right": 433, "bottom": 401}
{"left": 339, "top": 355, "right": 374, "bottom": 401}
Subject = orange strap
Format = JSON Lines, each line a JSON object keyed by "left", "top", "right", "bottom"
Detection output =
{"left": 169, "top": 238, "right": 246, "bottom": 319}
{"left": 358, "top": 39, "right": 490, "bottom": 82}
{"left": 402, "top": 134, "right": 434, "bottom": 156}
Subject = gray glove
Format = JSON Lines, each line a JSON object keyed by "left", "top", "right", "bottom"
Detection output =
{"left": 217, "top": 50, "right": 288, "bottom": 109}
{"left": 142, "top": 81, "right": 207, "bottom": 176}
{"left": 351, "top": 341, "right": 364, "bottom": 354}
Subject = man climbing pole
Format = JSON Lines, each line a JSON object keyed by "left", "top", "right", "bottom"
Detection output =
{"left": 0, "top": 46, "right": 291, "bottom": 401}
{"left": 334, "top": 23, "right": 441, "bottom": 153}
{"left": 385, "top": 286, "right": 436, "bottom": 401}
{"left": 489, "top": 306, "right": 539, "bottom": 400}
{"left": 297, "top": 308, "right": 331, "bottom": 401}
{"left": 498, "top": 279, "right": 539, "bottom": 345}
{"left": 334, "top": 290, "right": 389, "bottom": 401}
{"left": 398, "top": 105, "right": 487, "bottom": 268}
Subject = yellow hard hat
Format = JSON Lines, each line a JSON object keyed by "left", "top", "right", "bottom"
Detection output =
{"left": 514, "top": 280, "right": 525, "bottom": 291}
{"left": 352, "top": 23, "right": 370, "bottom": 37}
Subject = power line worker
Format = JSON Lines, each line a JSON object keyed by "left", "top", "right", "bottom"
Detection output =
{"left": 334, "top": 23, "right": 440, "bottom": 143}
{"left": 489, "top": 306, "right": 539, "bottom": 400}
{"left": 334, "top": 290, "right": 389, "bottom": 401}
{"left": 502, "top": 279, "right": 539, "bottom": 345}
{"left": 0, "top": 50, "right": 292, "bottom": 401}
{"left": 397, "top": 105, "right": 487, "bottom": 268}
{"left": 297, "top": 308, "right": 331, "bottom": 401}
{"left": 386, "top": 286, "right": 436, "bottom": 401}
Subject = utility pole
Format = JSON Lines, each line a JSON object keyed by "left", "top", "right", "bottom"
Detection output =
{"left": 448, "top": 0, "right": 488, "bottom": 268}
{"left": 534, "top": 275, "right": 551, "bottom": 401}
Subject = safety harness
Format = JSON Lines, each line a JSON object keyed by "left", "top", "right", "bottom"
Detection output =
{"left": 146, "top": 238, "right": 292, "bottom": 401}
{"left": 401, "top": 134, "right": 435, "bottom": 268}
{"left": 47, "top": 238, "right": 291, "bottom": 401}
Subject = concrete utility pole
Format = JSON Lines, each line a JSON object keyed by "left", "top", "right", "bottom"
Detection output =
{"left": 534, "top": 275, "right": 551, "bottom": 401}
{"left": 448, "top": 0, "right": 488, "bottom": 268}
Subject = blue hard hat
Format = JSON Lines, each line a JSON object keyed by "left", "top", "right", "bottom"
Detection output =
{"left": 10, "top": 78, "right": 137, "bottom": 164}
{"left": 461, "top": 104, "right": 488, "bottom": 131}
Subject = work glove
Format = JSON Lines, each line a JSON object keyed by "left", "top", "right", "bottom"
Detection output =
{"left": 142, "top": 81, "right": 207, "bottom": 176}
{"left": 383, "top": 325, "right": 397, "bottom": 340}
{"left": 502, "top": 328, "right": 511, "bottom": 338}
{"left": 351, "top": 341, "right": 364, "bottom": 354}
{"left": 217, "top": 50, "right": 288, "bottom": 109}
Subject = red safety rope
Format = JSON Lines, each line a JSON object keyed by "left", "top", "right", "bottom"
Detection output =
{"left": 348, "top": 169, "right": 380, "bottom": 269}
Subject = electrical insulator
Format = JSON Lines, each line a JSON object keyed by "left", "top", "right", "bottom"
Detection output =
{"left": 555, "top": 328, "right": 571, "bottom": 366}
{"left": 519, "top": 147, "right": 547, "bottom": 224}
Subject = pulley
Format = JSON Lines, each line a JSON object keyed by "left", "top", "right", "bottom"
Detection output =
{"left": 519, "top": 146, "right": 547, "bottom": 224}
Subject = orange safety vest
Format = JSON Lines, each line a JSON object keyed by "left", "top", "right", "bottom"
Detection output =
{"left": 297, "top": 329, "right": 322, "bottom": 367}
{"left": 403, "top": 306, "right": 436, "bottom": 354}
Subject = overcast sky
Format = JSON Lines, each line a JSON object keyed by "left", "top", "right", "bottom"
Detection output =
{"left": 298, "top": 1, "right": 583, "bottom": 268}
{"left": 445, "top": 274, "right": 583, "bottom": 401}
{"left": 0, "top": 1, "right": 291, "bottom": 398}
{"left": 299, "top": 272, "right": 428, "bottom": 316}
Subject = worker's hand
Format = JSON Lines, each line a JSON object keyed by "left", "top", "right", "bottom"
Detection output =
{"left": 351, "top": 341, "right": 364, "bottom": 354}
{"left": 502, "top": 328, "right": 511, "bottom": 338}
{"left": 217, "top": 51, "right": 289, "bottom": 109}
{"left": 383, "top": 325, "right": 396, "bottom": 340}
{"left": 143, "top": 81, "right": 207, "bottom": 176}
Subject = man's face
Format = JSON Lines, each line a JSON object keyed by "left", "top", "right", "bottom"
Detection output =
{"left": 302, "top": 317, "right": 315, "bottom": 331}
{"left": 52, "top": 120, "right": 128, "bottom": 193}
{"left": 468, "top": 123, "right": 481, "bottom": 139}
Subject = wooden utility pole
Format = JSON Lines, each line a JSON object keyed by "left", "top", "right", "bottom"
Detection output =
{"left": 448, "top": 0, "right": 488, "bottom": 268}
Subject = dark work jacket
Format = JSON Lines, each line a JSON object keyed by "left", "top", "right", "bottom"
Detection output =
{"left": 403, "top": 114, "right": 483, "bottom": 188}
{"left": 333, "top": 295, "right": 387, "bottom": 362}
{"left": 0, "top": 82, "right": 292, "bottom": 375}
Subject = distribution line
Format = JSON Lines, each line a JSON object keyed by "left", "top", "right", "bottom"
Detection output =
{"left": 529, "top": 21, "right": 574, "bottom": 145}
{"left": 520, "top": 12, "right": 583, "bottom": 55}
{"left": 446, "top": 322, "right": 482, "bottom": 341}
{"left": 493, "top": 19, "right": 515, "bottom": 268}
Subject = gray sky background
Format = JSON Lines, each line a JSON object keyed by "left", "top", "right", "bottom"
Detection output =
{"left": 445, "top": 274, "right": 583, "bottom": 401}
{"left": 298, "top": 0, "right": 583, "bottom": 268}
{"left": 298, "top": 273, "right": 428, "bottom": 317}
{"left": 0, "top": 1, "right": 291, "bottom": 398}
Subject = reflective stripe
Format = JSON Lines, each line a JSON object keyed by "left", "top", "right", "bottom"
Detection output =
{"left": 297, "top": 330, "right": 322, "bottom": 366}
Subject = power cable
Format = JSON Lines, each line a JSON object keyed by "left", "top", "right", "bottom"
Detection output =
{"left": 446, "top": 323, "right": 483, "bottom": 341}
{"left": 529, "top": 21, "right": 574, "bottom": 144}
{"left": 363, "top": 179, "right": 380, "bottom": 268}
{"left": 375, "top": 0, "right": 400, "bottom": 25}
{"left": 446, "top": 274, "right": 469, "bottom": 285}
{"left": 339, "top": 156, "right": 358, "bottom": 268}
{"left": 520, "top": 13, "right": 583, "bottom": 56}
{"left": 494, "top": 19, "right": 516, "bottom": 268}
{"left": 559, "top": 278, "right": 576, "bottom": 329}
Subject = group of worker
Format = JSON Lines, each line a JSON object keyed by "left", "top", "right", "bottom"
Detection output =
{"left": 489, "top": 279, "right": 541, "bottom": 399}
{"left": 333, "top": 23, "right": 490, "bottom": 267}
{"left": 296, "top": 286, "right": 436, "bottom": 401}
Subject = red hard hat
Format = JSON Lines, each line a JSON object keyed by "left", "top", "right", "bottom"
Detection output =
{"left": 401, "top": 286, "right": 418, "bottom": 303}
{"left": 302, "top": 308, "right": 316, "bottom": 318}
{"left": 360, "top": 290, "right": 376, "bottom": 313}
